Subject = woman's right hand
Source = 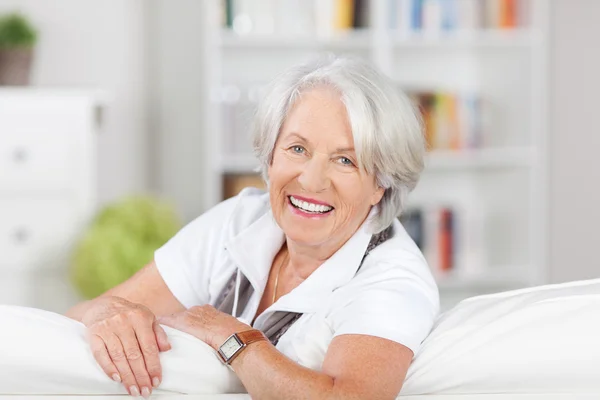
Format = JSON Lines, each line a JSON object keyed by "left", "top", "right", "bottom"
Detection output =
{"left": 81, "top": 295, "right": 172, "bottom": 398}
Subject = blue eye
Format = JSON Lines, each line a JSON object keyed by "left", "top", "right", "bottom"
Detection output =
{"left": 292, "top": 146, "right": 305, "bottom": 154}
{"left": 339, "top": 157, "right": 355, "bottom": 166}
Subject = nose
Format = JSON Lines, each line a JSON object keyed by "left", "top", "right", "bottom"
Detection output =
{"left": 297, "top": 153, "right": 331, "bottom": 193}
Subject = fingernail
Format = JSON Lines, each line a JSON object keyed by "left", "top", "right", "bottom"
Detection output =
{"left": 112, "top": 373, "right": 121, "bottom": 382}
{"left": 129, "top": 385, "right": 140, "bottom": 397}
{"left": 152, "top": 377, "right": 160, "bottom": 388}
{"left": 141, "top": 387, "right": 151, "bottom": 399}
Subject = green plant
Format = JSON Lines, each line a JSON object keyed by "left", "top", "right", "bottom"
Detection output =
{"left": 70, "top": 195, "right": 182, "bottom": 299}
{"left": 0, "top": 12, "right": 38, "bottom": 49}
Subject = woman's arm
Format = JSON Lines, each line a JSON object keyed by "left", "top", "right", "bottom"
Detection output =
{"left": 228, "top": 333, "right": 413, "bottom": 400}
{"left": 65, "top": 260, "right": 186, "bottom": 321}
{"left": 158, "top": 304, "right": 413, "bottom": 400}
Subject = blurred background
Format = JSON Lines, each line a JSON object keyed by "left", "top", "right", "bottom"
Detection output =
{"left": 0, "top": 0, "right": 597, "bottom": 313}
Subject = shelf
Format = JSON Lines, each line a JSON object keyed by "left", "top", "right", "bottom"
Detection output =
{"left": 218, "top": 29, "right": 371, "bottom": 49}
{"left": 425, "top": 147, "right": 536, "bottom": 170}
{"left": 218, "top": 28, "right": 540, "bottom": 50}
{"left": 435, "top": 269, "right": 533, "bottom": 292}
{"left": 203, "top": 0, "right": 548, "bottom": 311}
{"left": 219, "top": 148, "right": 536, "bottom": 174}
{"left": 393, "top": 29, "right": 541, "bottom": 49}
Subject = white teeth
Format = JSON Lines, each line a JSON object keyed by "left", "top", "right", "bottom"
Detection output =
{"left": 289, "top": 196, "right": 333, "bottom": 213}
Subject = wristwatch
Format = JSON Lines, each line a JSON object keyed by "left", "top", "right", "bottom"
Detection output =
{"left": 217, "top": 329, "right": 268, "bottom": 365}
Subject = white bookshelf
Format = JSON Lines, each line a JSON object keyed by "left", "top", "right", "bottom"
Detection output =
{"left": 201, "top": 0, "right": 549, "bottom": 310}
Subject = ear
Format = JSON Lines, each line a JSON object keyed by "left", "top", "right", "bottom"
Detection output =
{"left": 370, "top": 186, "right": 385, "bottom": 206}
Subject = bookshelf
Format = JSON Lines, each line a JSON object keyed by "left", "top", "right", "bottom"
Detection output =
{"left": 201, "top": 0, "right": 549, "bottom": 310}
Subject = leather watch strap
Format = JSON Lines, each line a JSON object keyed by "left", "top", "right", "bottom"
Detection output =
{"left": 236, "top": 329, "right": 268, "bottom": 346}
{"left": 218, "top": 329, "right": 268, "bottom": 365}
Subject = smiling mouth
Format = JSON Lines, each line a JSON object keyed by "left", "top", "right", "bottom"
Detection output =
{"left": 288, "top": 196, "right": 334, "bottom": 214}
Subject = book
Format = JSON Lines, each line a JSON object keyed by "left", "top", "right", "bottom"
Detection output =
{"left": 499, "top": 0, "right": 517, "bottom": 29}
{"left": 388, "top": 0, "right": 524, "bottom": 34}
{"left": 399, "top": 209, "right": 424, "bottom": 249}
{"left": 335, "top": 0, "right": 355, "bottom": 30}
{"left": 408, "top": 89, "right": 484, "bottom": 151}
{"left": 353, "top": 0, "right": 370, "bottom": 28}
{"left": 400, "top": 206, "right": 457, "bottom": 275}
{"left": 223, "top": 0, "right": 371, "bottom": 35}
{"left": 401, "top": 205, "right": 455, "bottom": 274}
{"left": 422, "top": 0, "right": 443, "bottom": 33}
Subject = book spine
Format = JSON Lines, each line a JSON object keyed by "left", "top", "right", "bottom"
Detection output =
{"left": 335, "top": 0, "right": 355, "bottom": 30}
{"left": 439, "top": 208, "right": 454, "bottom": 272}
{"left": 441, "top": 0, "right": 457, "bottom": 31}
{"left": 424, "top": 206, "right": 440, "bottom": 272}
{"left": 225, "top": 0, "right": 234, "bottom": 28}
{"left": 517, "top": 0, "right": 531, "bottom": 28}
{"left": 457, "top": 94, "right": 469, "bottom": 150}
{"left": 422, "top": 0, "right": 443, "bottom": 33}
{"left": 398, "top": 0, "right": 413, "bottom": 35}
{"left": 421, "top": 93, "right": 437, "bottom": 150}
{"left": 499, "top": 0, "right": 516, "bottom": 29}
{"left": 457, "top": 0, "right": 483, "bottom": 30}
{"left": 484, "top": 0, "right": 501, "bottom": 29}
{"left": 399, "top": 209, "right": 424, "bottom": 249}
{"left": 353, "top": 0, "right": 368, "bottom": 28}
{"left": 411, "top": 0, "right": 423, "bottom": 31}
{"left": 434, "top": 93, "right": 449, "bottom": 149}
{"left": 447, "top": 94, "right": 460, "bottom": 150}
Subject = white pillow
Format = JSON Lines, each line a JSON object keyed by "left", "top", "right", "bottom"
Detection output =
{"left": 401, "top": 279, "right": 600, "bottom": 395}
{"left": 0, "top": 305, "right": 245, "bottom": 394}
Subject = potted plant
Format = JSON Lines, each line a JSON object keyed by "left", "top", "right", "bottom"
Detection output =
{"left": 70, "top": 196, "right": 182, "bottom": 299}
{"left": 0, "top": 12, "right": 38, "bottom": 86}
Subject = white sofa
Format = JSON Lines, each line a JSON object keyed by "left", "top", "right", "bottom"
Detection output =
{"left": 1, "top": 278, "right": 599, "bottom": 398}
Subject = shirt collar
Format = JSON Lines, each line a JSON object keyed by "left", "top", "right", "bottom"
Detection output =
{"left": 225, "top": 206, "right": 376, "bottom": 315}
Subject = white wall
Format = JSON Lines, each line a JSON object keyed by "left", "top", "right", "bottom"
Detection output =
{"left": 0, "top": 0, "right": 149, "bottom": 206}
{"left": 146, "top": 0, "right": 210, "bottom": 222}
{"left": 549, "top": 0, "right": 600, "bottom": 282}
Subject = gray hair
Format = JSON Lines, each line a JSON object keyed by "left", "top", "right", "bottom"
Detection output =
{"left": 252, "top": 55, "right": 425, "bottom": 233}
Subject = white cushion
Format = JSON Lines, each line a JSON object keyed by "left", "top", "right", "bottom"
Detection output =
{"left": 0, "top": 305, "right": 245, "bottom": 394}
{"left": 401, "top": 279, "right": 600, "bottom": 395}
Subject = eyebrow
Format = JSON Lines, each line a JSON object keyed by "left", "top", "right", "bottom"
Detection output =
{"left": 285, "top": 132, "right": 308, "bottom": 143}
{"left": 285, "top": 132, "right": 356, "bottom": 153}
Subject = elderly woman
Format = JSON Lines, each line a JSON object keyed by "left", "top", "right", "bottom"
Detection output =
{"left": 66, "top": 56, "right": 439, "bottom": 399}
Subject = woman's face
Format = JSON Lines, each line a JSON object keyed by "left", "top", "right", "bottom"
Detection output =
{"left": 268, "top": 87, "right": 384, "bottom": 249}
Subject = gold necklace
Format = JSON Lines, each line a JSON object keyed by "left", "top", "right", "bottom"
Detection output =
{"left": 272, "top": 250, "right": 289, "bottom": 304}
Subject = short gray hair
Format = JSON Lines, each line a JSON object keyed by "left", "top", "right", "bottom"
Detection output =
{"left": 252, "top": 55, "right": 425, "bottom": 233}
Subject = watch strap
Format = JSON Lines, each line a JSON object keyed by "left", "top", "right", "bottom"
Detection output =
{"left": 236, "top": 329, "right": 268, "bottom": 346}
{"left": 218, "top": 329, "right": 268, "bottom": 365}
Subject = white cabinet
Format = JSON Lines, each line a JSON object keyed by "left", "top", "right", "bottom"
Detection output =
{"left": 0, "top": 90, "right": 102, "bottom": 313}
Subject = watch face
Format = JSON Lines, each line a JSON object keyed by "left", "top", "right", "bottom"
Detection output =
{"left": 221, "top": 335, "right": 243, "bottom": 359}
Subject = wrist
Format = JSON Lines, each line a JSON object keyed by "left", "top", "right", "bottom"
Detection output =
{"left": 216, "top": 328, "right": 268, "bottom": 365}
{"left": 211, "top": 321, "right": 252, "bottom": 350}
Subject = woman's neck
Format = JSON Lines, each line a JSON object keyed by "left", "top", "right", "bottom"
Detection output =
{"left": 283, "top": 230, "right": 354, "bottom": 281}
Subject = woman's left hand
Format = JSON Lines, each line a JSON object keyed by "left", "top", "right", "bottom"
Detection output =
{"left": 157, "top": 305, "right": 251, "bottom": 350}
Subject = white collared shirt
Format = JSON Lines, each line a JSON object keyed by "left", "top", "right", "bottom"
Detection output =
{"left": 155, "top": 188, "right": 439, "bottom": 369}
